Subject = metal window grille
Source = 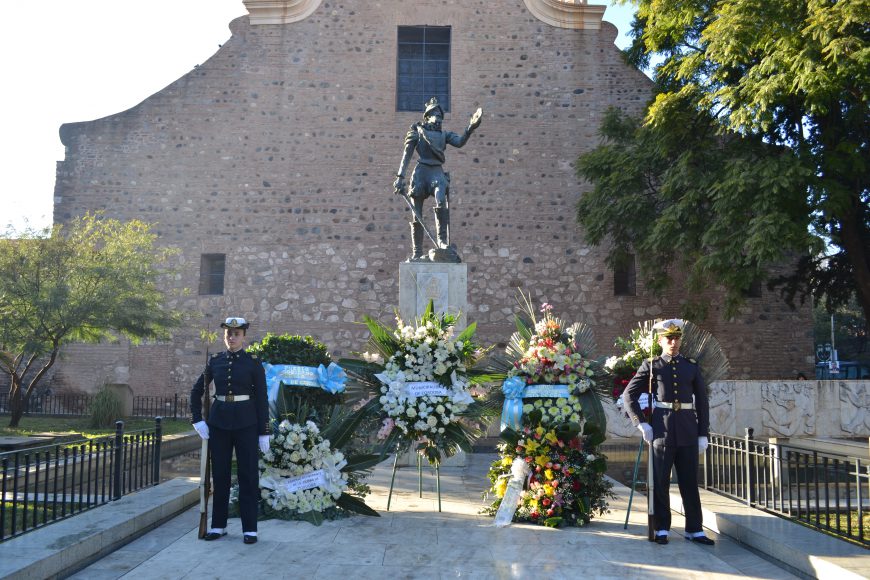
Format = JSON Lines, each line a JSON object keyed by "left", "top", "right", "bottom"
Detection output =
{"left": 199, "top": 253, "right": 225, "bottom": 295}
{"left": 397, "top": 26, "right": 451, "bottom": 112}
{"left": 613, "top": 255, "right": 637, "bottom": 296}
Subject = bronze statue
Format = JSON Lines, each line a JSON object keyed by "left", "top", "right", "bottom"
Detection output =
{"left": 393, "top": 97, "right": 482, "bottom": 263}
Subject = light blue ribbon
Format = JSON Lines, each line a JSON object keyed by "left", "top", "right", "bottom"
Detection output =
{"left": 500, "top": 377, "right": 571, "bottom": 431}
{"left": 264, "top": 363, "right": 347, "bottom": 401}
{"left": 315, "top": 362, "right": 347, "bottom": 394}
{"left": 500, "top": 376, "right": 527, "bottom": 432}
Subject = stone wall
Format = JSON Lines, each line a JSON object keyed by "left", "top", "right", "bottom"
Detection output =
{"left": 604, "top": 380, "right": 870, "bottom": 440}
{"left": 51, "top": 1, "right": 813, "bottom": 396}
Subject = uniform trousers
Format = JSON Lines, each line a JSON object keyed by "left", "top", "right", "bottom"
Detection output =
{"left": 651, "top": 441, "right": 703, "bottom": 533}
{"left": 209, "top": 423, "right": 259, "bottom": 532}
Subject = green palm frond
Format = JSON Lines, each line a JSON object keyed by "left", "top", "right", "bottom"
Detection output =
{"left": 680, "top": 321, "right": 730, "bottom": 383}
{"left": 607, "top": 319, "right": 730, "bottom": 385}
{"left": 361, "top": 315, "right": 401, "bottom": 359}
{"left": 320, "top": 398, "right": 379, "bottom": 450}
{"left": 576, "top": 389, "right": 606, "bottom": 434}
{"left": 336, "top": 492, "right": 381, "bottom": 517}
{"left": 455, "top": 321, "right": 478, "bottom": 344}
{"left": 567, "top": 322, "right": 597, "bottom": 358}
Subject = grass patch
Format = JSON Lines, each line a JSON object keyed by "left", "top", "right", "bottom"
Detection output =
{"left": 1, "top": 501, "right": 59, "bottom": 538}
{"left": 0, "top": 417, "right": 194, "bottom": 439}
{"left": 800, "top": 510, "right": 870, "bottom": 546}
{"left": 832, "top": 510, "right": 870, "bottom": 543}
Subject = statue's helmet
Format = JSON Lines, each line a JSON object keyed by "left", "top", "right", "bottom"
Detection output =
{"left": 423, "top": 97, "right": 443, "bottom": 118}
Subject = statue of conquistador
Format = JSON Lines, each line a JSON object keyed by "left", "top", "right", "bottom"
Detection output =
{"left": 393, "top": 97, "right": 482, "bottom": 263}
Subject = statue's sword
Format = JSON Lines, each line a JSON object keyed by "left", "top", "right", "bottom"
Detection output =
{"left": 395, "top": 188, "right": 438, "bottom": 246}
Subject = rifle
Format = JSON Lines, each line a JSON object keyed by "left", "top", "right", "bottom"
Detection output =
{"left": 647, "top": 332, "right": 656, "bottom": 542}
{"left": 197, "top": 360, "right": 213, "bottom": 538}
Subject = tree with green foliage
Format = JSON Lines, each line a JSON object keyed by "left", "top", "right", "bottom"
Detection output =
{"left": 577, "top": 0, "right": 868, "bottom": 325}
{"left": 814, "top": 296, "right": 868, "bottom": 363}
{"left": 0, "top": 214, "right": 184, "bottom": 427}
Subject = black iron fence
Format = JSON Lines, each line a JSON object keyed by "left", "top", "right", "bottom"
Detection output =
{"left": 0, "top": 393, "right": 93, "bottom": 416}
{"left": 705, "top": 429, "right": 868, "bottom": 547}
{"left": 0, "top": 418, "right": 163, "bottom": 542}
{"left": 0, "top": 393, "right": 189, "bottom": 419}
{"left": 132, "top": 395, "right": 189, "bottom": 419}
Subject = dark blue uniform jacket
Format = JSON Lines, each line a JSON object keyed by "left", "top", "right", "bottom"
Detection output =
{"left": 190, "top": 349, "right": 269, "bottom": 435}
{"left": 624, "top": 353, "right": 709, "bottom": 446}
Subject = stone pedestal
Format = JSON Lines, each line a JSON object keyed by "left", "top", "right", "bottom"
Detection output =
{"left": 398, "top": 262, "right": 468, "bottom": 329}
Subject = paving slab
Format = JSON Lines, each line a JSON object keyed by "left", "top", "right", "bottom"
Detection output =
{"left": 4, "top": 452, "right": 868, "bottom": 579}
{"left": 63, "top": 454, "right": 810, "bottom": 580}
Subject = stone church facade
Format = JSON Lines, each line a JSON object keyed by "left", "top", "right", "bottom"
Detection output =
{"left": 50, "top": 0, "right": 812, "bottom": 397}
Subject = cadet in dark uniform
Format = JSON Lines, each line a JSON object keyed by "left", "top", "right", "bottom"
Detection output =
{"left": 624, "top": 319, "right": 715, "bottom": 546}
{"left": 191, "top": 317, "right": 270, "bottom": 544}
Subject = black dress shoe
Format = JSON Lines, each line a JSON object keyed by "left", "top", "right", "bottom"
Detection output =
{"left": 243, "top": 534, "right": 258, "bottom": 544}
{"left": 654, "top": 535, "right": 669, "bottom": 545}
{"left": 202, "top": 531, "right": 227, "bottom": 541}
{"left": 689, "top": 535, "right": 715, "bottom": 545}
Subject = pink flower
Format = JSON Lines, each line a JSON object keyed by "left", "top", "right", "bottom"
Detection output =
{"left": 377, "top": 418, "right": 395, "bottom": 439}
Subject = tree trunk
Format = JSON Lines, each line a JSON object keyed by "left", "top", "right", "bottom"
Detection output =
{"left": 6, "top": 346, "right": 61, "bottom": 428}
{"left": 839, "top": 200, "right": 870, "bottom": 333}
{"left": 8, "top": 375, "right": 24, "bottom": 427}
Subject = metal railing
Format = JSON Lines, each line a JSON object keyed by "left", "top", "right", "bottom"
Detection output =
{"left": 0, "top": 418, "right": 163, "bottom": 542}
{"left": 132, "top": 395, "right": 189, "bottom": 419}
{"left": 0, "top": 393, "right": 189, "bottom": 419}
{"left": 705, "top": 429, "right": 868, "bottom": 547}
{"left": 0, "top": 393, "right": 94, "bottom": 416}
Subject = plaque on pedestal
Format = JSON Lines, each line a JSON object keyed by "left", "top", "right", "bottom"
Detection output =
{"left": 399, "top": 262, "right": 468, "bottom": 330}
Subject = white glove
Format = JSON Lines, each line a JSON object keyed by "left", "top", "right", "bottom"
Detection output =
{"left": 698, "top": 436, "right": 709, "bottom": 454}
{"left": 193, "top": 421, "right": 209, "bottom": 440}
{"left": 258, "top": 435, "right": 271, "bottom": 454}
{"left": 638, "top": 423, "right": 653, "bottom": 443}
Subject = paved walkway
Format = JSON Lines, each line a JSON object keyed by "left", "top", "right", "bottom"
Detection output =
{"left": 62, "top": 453, "right": 817, "bottom": 580}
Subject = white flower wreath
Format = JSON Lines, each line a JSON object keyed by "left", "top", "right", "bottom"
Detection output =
{"left": 258, "top": 420, "right": 348, "bottom": 514}
{"left": 376, "top": 370, "right": 474, "bottom": 437}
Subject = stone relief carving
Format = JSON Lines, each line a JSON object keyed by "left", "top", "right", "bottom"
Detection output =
{"left": 838, "top": 383, "right": 870, "bottom": 435}
{"left": 415, "top": 272, "right": 448, "bottom": 317}
{"left": 762, "top": 383, "right": 815, "bottom": 437}
{"left": 604, "top": 399, "right": 638, "bottom": 438}
{"left": 708, "top": 382, "right": 734, "bottom": 436}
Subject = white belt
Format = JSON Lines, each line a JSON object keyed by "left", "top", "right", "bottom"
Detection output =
{"left": 654, "top": 400, "right": 693, "bottom": 410}
{"left": 215, "top": 395, "right": 250, "bottom": 402}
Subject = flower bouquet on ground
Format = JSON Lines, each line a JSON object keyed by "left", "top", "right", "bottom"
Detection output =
{"left": 256, "top": 417, "right": 380, "bottom": 525}
{"left": 482, "top": 294, "right": 612, "bottom": 527}
{"left": 234, "top": 333, "right": 381, "bottom": 525}
{"left": 340, "top": 300, "right": 500, "bottom": 466}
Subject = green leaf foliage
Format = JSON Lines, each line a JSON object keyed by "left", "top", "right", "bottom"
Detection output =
{"left": 336, "top": 492, "right": 381, "bottom": 517}
{"left": 247, "top": 333, "right": 332, "bottom": 366}
{"left": 0, "top": 213, "right": 184, "bottom": 426}
{"left": 577, "top": 105, "right": 813, "bottom": 320}
{"left": 583, "top": 0, "right": 869, "bottom": 325}
{"left": 575, "top": 389, "right": 606, "bottom": 437}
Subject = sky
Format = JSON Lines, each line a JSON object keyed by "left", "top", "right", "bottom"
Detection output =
{"left": 0, "top": 1, "right": 636, "bottom": 234}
